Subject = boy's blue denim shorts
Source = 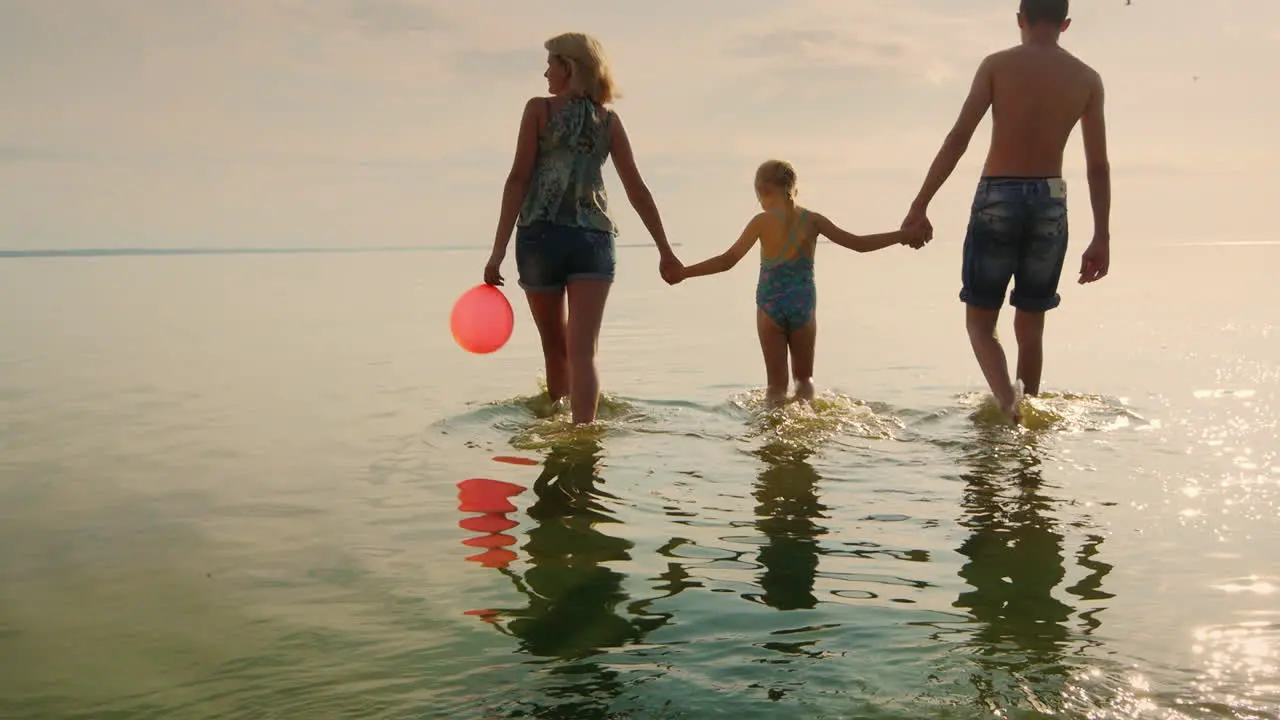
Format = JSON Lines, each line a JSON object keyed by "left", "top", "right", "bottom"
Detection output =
{"left": 515, "top": 221, "right": 616, "bottom": 292}
{"left": 960, "top": 177, "right": 1070, "bottom": 312}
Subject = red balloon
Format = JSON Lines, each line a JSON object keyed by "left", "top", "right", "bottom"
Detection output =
{"left": 465, "top": 547, "right": 517, "bottom": 568}
{"left": 457, "top": 478, "right": 527, "bottom": 514}
{"left": 450, "top": 284, "right": 513, "bottom": 354}
{"left": 462, "top": 533, "right": 516, "bottom": 549}
{"left": 458, "top": 514, "right": 519, "bottom": 534}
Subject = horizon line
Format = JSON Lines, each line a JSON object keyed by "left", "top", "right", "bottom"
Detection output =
{"left": 0, "top": 243, "right": 681, "bottom": 259}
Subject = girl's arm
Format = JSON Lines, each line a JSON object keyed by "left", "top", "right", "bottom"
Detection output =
{"left": 813, "top": 213, "right": 920, "bottom": 253}
{"left": 679, "top": 214, "right": 764, "bottom": 280}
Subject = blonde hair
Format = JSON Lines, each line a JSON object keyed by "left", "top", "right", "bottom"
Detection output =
{"left": 755, "top": 159, "right": 798, "bottom": 198}
{"left": 544, "top": 32, "right": 618, "bottom": 105}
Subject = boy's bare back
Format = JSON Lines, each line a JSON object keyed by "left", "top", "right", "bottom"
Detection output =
{"left": 981, "top": 44, "right": 1102, "bottom": 177}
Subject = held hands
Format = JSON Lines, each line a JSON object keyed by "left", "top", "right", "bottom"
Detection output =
{"left": 904, "top": 219, "right": 933, "bottom": 249}
{"left": 659, "top": 252, "right": 684, "bottom": 285}
{"left": 901, "top": 206, "right": 933, "bottom": 249}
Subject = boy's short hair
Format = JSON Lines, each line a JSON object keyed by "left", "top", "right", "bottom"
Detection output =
{"left": 1019, "top": 0, "right": 1069, "bottom": 25}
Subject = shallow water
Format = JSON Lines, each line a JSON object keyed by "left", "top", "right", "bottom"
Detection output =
{"left": 0, "top": 244, "right": 1276, "bottom": 718}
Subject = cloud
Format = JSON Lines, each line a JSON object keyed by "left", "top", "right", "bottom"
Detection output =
{"left": 731, "top": 29, "right": 907, "bottom": 71}
{"left": 266, "top": 0, "right": 443, "bottom": 38}
{"left": 1, "top": 0, "right": 1276, "bottom": 250}
{"left": 345, "top": 0, "right": 439, "bottom": 36}
{"left": 720, "top": 1, "right": 1002, "bottom": 84}
{"left": 0, "top": 147, "right": 95, "bottom": 165}
{"left": 448, "top": 48, "right": 545, "bottom": 81}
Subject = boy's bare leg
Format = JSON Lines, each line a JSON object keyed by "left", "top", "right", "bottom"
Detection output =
{"left": 1013, "top": 309, "right": 1046, "bottom": 396}
{"left": 787, "top": 319, "right": 817, "bottom": 403}
{"left": 965, "top": 305, "right": 1019, "bottom": 423}
{"left": 757, "top": 309, "right": 790, "bottom": 408}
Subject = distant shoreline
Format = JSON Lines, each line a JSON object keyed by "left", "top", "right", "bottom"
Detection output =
{"left": 0, "top": 243, "right": 683, "bottom": 259}
{"left": 2, "top": 241, "right": 1267, "bottom": 260}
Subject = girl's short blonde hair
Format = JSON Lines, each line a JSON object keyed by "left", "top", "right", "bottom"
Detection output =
{"left": 755, "top": 159, "right": 798, "bottom": 197}
{"left": 545, "top": 32, "right": 618, "bottom": 105}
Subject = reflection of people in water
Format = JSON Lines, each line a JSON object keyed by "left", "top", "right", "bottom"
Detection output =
{"left": 466, "top": 440, "right": 686, "bottom": 718}
{"left": 751, "top": 445, "right": 828, "bottom": 611}
{"left": 497, "top": 441, "right": 640, "bottom": 657}
{"left": 952, "top": 429, "right": 1114, "bottom": 707}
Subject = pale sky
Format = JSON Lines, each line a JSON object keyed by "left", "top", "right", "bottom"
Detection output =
{"left": 2, "top": 0, "right": 1277, "bottom": 250}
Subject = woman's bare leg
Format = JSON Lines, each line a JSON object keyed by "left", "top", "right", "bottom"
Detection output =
{"left": 525, "top": 289, "right": 569, "bottom": 403}
{"left": 565, "top": 279, "right": 611, "bottom": 424}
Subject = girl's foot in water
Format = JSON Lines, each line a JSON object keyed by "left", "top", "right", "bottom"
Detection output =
{"left": 794, "top": 379, "right": 815, "bottom": 404}
{"left": 1003, "top": 400, "right": 1023, "bottom": 426}
{"left": 764, "top": 387, "right": 788, "bottom": 409}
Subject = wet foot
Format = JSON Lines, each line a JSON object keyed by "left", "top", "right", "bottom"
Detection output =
{"left": 1000, "top": 398, "right": 1022, "bottom": 426}
{"left": 990, "top": 388, "right": 1021, "bottom": 426}
{"left": 549, "top": 395, "right": 569, "bottom": 416}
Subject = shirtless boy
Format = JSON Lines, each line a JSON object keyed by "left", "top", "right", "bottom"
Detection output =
{"left": 902, "top": 0, "right": 1112, "bottom": 423}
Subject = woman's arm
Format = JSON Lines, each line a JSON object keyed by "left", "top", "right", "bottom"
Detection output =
{"left": 608, "top": 113, "right": 676, "bottom": 261}
{"left": 680, "top": 214, "right": 763, "bottom": 280}
{"left": 813, "top": 212, "right": 918, "bottom": 253}
{"left": 487, "top": 99, "right": 541, "bottom": 273}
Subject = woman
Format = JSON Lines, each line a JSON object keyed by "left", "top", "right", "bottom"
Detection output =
{"left": 484, "top": 32, "right": 680, "bottom": 424}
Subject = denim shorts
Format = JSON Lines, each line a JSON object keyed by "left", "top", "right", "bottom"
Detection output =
{"left": 515, "top": 221, "right": 616, "bottom": 292}
{"left": 960, "top": 177, "right": 1069, "bottom": 312}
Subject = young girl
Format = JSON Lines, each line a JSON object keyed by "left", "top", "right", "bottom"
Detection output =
{"left": 673, "top": 159, "right": 929, "bottom": 406}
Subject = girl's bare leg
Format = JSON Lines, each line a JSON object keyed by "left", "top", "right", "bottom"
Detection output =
{"left": 788, "top": 316, "right": 817, "bottom": 403}
{"left": 757, "top": 309, "right": 790, "bottom": 408}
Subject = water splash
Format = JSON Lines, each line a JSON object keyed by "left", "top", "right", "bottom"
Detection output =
{"left": 730, "top": 389, "right": 904, "bottom": 453}
{"left": 448, "top": 377, "right": 651, "bottom": 452}
{"left": 960, "top": 389, "right": 1153, "bottom": 434}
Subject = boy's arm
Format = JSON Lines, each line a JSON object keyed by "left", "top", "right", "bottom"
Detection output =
{"left": 1078, "top": 70, "right": 1111, "bottom": 283}
{"left": 680, "top": 214, "right": 762, "bottom": 279}
{"left": 1081, "top": 71, "right": 1110, "bottom": 242}
{"left": 908, "top": 55, "right": 996, "bottom": 217}
{"left": 814, "top": 213, "right": 916, "bottom": 253}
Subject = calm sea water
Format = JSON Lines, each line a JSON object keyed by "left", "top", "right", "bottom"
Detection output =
{"left": 0, "top": 242, "right": 1275, "bottom": 719}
